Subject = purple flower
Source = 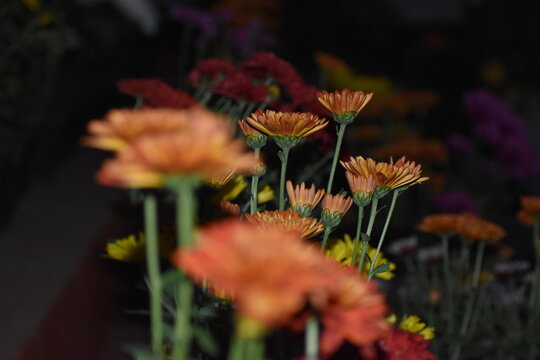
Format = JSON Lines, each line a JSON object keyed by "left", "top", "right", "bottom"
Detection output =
{"left": 170, "top": 6, "right": 217, "bottom": 39}
{"left": 433, "top": 191, "right": 476, "bottom": 213}
{"left": 448, "top": 134, "right": 473, "bottom": 154}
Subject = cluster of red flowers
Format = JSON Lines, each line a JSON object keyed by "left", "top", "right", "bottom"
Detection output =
{"left": 117, "top": 78, "right": 197, "bottom": 109}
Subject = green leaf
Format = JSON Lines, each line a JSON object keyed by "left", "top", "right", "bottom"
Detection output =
{"left": 193, "top": 326, "right": 219, "bottom": 356}
{"left": 122, "top": 344, "right": 155, "bottom": 360}
{"left": 370, "top": 262, "right": 391, "bottom": 276}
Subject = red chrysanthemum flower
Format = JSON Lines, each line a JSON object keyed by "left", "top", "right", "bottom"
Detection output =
{"left": 188, "top": 59, "right": 239, "bottom": 87}
{"left": 117, "top": 78, "right": 197, "bottom": 109}
{"left": 377, "top": 328, "right": 435, "bottom": 360}
{"left": 213, "top": 72, "right": 268, "bottom": 103}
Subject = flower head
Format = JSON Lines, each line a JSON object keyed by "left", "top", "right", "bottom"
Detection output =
{"left": 83, "top": 108, "right": 191, "bottom": 151}
{"left": 244, "top": 209, "right": 324, "bottom": 240}
{"left": 520, "top": 196, "right": 540, "bottom": 216}
{"left": 455, "top": 214, "right": 506, "bottom": 243}
{"left": 172, "top": 220, "right": 324, "bottom": 333}
{"left": 345, "top": 171, "right": 376, "bottom": 206}
{"left": 397, "top": 315, "right": 435, "bottom": 340}
{"left": 286, "top": 181, "right": 325, "bottom": 217}
{"left": 317, "top": 89, "right": 373, "bottom": 124}
{"left": 238, "top": 119, "right": 267, "bottom": 149}
{"left": 213, "top": 72, "right": 268, "bottom": 103}
{"left": 377, "top": 328, "right": 435, "bottom": 360}
{"left": 326, "top": 234, "right": 396, "bottom": 280}
{"left": 219, "top": 200, "right": 241, "bottom": 217}
{"left": 117, "top": 78, "right": 197, "bottom": 109}
{"left": 321, "top": 194, "right": 353, "bottom": 228}
{"left": 417, "top": 213, "right": 460, "bottom": 235}
{"left": 257, "top": 184, "right": 275, "bottom": 204}
{"left": 105, "top": 234, "right": 146, "bottom": 262}
{"left": 94, "top": 108, "right": 257, "bottom": 188}
{"left": 246, "top": 110, "right": 328, "bottom": 150}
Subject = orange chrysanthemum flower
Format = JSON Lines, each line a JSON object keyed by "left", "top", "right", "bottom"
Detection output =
{"left": 286, "top": 181, "right": 325, "bottom": 217}
{"left": 219, "top": 200, "right": 241, "bottom": 217}
{"left": 342, "top": 155, "right": 429, "bottom": 198}
{"left": 417, "top": 213, "right": 460, "bottom": 235}
{"left": 517, "top": 209, "right": 536, "bottom": 226}
{"left": 172, "top": 221, "right": 325, "bottom": 333}
{"left": 238, "top": 119, "right": 267, "bottom": 149}
{"left": 317, "top": 89, "right": 373, "bottom": 124}
{"left": 95, "top": 109, "right": 258, "bottom": 188}
{"left": 246, "top": 110, "right": 328, "bottom": 150}
{"left": 455, "top": 214, "right": 506, "bottom": 243}
{"left": 520, "top": 196, "right": 540, "bottom": 215}
{"left": 172, "top": 219, "right": 388, "bottom": 345}
{"left": 320, "top": 193, "right": 354, "bottom": 228}
{"left": 345, "top": 171, "right": 377, "bottom": 206}
{"left": 82, "top": 108, "right": 192, "bottom": 151}
{"left": 244, "top": 209, "right": 324, "bottom": 239}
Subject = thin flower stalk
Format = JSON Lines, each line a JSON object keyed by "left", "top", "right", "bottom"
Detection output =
{"left": 358, "top": 198, "right": 378, "bottom": 273}
{"left": 351, "top": 205, "right": 365, "bottom": 264}
{"left": 368, "top": 191, "right": 399, "bottom": 280}
{"left": 321, "top": 226, "right": 334, "bottom": 252}
{"left": 144, "top": 194, "right": 163, "bottom": 359}
{"left": 440, "top": 234, "right": 455, "bottom": 334}
{"left": 171, "top": 179, "right": 198, "bottom": 360}
{"left": 326, "top": 124, "right": 347, "bottom": 193}
{"left": 279, "top": 148, "right": 290, "bottom": 211}
{"left": 305, "top": 315, "right": 319, "bottom": 360}
{"left": 529, "top": 217, "right": 540, "bottom": 318}
{"left": 250, "top": 148, "right": 261, "bottom": 214}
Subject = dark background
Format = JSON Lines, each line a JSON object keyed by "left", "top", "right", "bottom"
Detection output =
{"left": 1, "top": 0, "right": 540, "bottom": 359}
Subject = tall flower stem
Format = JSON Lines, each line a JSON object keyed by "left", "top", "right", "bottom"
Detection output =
{"left": 278, "top": 148, "right": 290, "bottom": 211}
{"left": 227, "top": 335, "right": 245, "bottom": 360}
{"left": 453, "top": 241, "right": 486, "bottom": 360}
{"left": 368, "top": 191, "right": 399, "bottom": 279}
{"left": 529, "top": 218, "right": 540, "bottom": 316}
{"left": 441, "top": 234, "right": 455, "bottom": 334}
{"left": 365, "top": 197, "right": 379, "bottom": 237}
{"left": 321, "top": 226, "right": 333, "bottom": 252}
{"left": 172, "top": 179, "right": 197, "bottom": 360}
{"left": 144, "top": 194, "right": 163, "bottom": 359}
{"left": 305, "top": 315, "right": 319, "bottom": 360}
{"left": 326, "top": 124, "right": 347, "bottom": 193}
{"left": 250, "top": 148, "right": 261, "bottom": 214}
{"left": 351, "top": 205, "right": 365, "bottom": 264}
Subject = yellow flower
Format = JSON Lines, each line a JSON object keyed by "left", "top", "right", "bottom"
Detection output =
{"left": 215, "top": 176, "right": 248, "bottom": 201}
{"left": 257, "top": 184, "right": 275, "bottom": 204}
{"left": 22, "top": 0, "right": 40, "bottom": 12}
{"left": 398, "top": 315, "right": 435, "bottom": 340}
{"left": 105, "top": 234, "right": 146, "bottom": 262}
{"left": 326, "top": 234, "right": 396, "bottom": 280}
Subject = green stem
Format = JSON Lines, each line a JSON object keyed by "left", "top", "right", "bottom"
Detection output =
{"left": 357, "top": 236, "right": 370, "bottom": 274}
{"left": 144, "top": 194, "right": 163, "bottom": 359}
{"left": 305, "top": 316, "right": 319, "bottom": 360}
{"left": 368, "top": 191, "right": 398, "bottom": 279}
{"left": 172, "top": 181, "right": 197, "bottom": 360}
{"left": 351, "top": 206, "right": 365, "bottom": 264}
{"left": 250, "top": 149, "right": 261, "bottom": 214}
{"left": 472, "top": 241, "right": 486, "bottom": 289}
{"left": 365, "top": 197, "right": 379, "bottom": 238}
{"left": 227, "top": 335, "right": 245, "bottom": 360}
{"left": 245, "top": 338, "right": 265, "bottom": 360}
{"left": 278, "top": 148, "right": 290, "bottom": 211}
{"left": 441, "top": 234, "right": 454, "bottom": 334}
{"left": 321, "top": 227, "right": 333, "bottom": 252}
{"left": 326, "top": 124, "right": 347, "bottom": 193}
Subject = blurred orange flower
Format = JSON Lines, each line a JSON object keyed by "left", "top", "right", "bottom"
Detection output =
{"left": 372, "top": 136, "right": 447, "bottom": 165}
{"left": 417, "top": 213, "right": 460, "bottom": 235}
{"left": 95, "top": 108, "right": 257, "bottom": 188}
{"left": 517, "top": 209, "right": 536, "bottom": 226}
{"left": 244, "top": 209, "right": 324, "bottom": 239}
{"left": 82, "top": 108, "right": 192, "bottom": 151}
{"left": 314, "top": 52, "right": 352, "bottom": 74}
{"left": 219, "top": 200, "right": 241, "bottom": 217}
{"left": 172, "top": 219, "right": 388, "bottom": 348}
{"left": 172, "top": 221, "right": 323, "bottom": 333}
{"left": 520, "top": 196, "right": 540, "bottom": 215}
